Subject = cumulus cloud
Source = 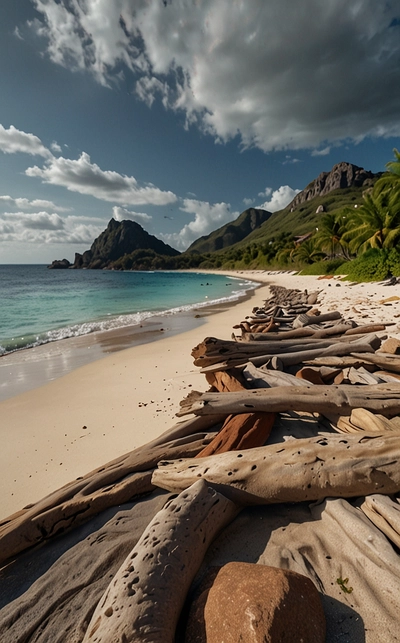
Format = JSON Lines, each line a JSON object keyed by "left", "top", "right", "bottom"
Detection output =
{"left": 0, "top": 124, "right": 51, "bottom": 157}
{"left": 258, "top": 185, "right": 301, "bottom": 212}
{"left": 0, "top": 195, "right": 71, "bottom": 211}
{"left": 50, "top": 141, "right": 62, "bottom": 153}
{"left": 112, "top": 205, "right": 152, "bottom": 224}
{"left": 161, "top": 199, "right": 237, "bottom": 250}
{"left": 243, "top": 197, "right": 255, "bottom": 207}
{"left": 26, "top": 152, "right": 177, "bottom": 206}
{"left": 0, "top": 212, "right": 105, "bottom": 245}
{"left": 29, "top": 0, "right": 400, "bottom": 151}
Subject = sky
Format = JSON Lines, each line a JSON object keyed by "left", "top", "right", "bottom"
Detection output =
{"left": 1, "top": 0, "right": 400, "bottom": 263}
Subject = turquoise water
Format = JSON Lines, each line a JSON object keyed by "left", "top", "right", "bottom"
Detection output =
{"left": 0, "top": 266, "right": 256, "bottom": 355}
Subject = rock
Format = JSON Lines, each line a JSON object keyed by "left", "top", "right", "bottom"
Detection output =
{"left": 184, "top": 562, "right": 326, "bottom": 643}
{"left": 73, "top": 218, "right": 180, "bottom": 269}
{"left": 47, "top": 258, "right": 71, "bottom": 269}
{"left": 195, "top": 412, "right": 275, "bottom": 458}
{"left": 288, "top": 161, "right": 380, "bottom": 211}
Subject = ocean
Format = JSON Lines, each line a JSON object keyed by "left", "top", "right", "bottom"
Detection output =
{"left": 0, "top": 266, "right": 257, "bottom": 356}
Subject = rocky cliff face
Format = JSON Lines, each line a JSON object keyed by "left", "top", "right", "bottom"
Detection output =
{"left": 288, "top": 162, "right": 380, "bottom": 211}
{"left": 73, "top": 218, "right": 180, "bottom": 269}
{"left": 187, "top": 208, "right": 272, "bottom": 254}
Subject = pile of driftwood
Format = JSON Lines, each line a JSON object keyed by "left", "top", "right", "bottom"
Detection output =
{"left": 2, "top": 285, "right": 400, "bottom": 642}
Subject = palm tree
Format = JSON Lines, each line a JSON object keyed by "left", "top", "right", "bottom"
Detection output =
{"left": 291, "top": 238, "right": 325, "bottom": 264}
{"left": 386, "top": 148, "right": 400, "bottom": 177}
{"left": 343, "top": 183, "right": 400, "bottom": 254}
{"left": 314, "top": 213, "right": 350, "bottom": 259}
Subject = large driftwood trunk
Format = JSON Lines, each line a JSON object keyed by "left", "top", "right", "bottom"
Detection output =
{"left": 82, "top": 480, "right": 238, "bottom": 643}
{"left": 152, "top": 431, "right": 400, "bottom": 505}
{"left": 177, "top": 383, "right": 400, "bottom": 418}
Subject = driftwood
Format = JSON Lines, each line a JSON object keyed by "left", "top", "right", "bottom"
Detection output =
{"left": 334, "top": 409, "right": 400, "bottom": 434}
{"left": 205, "top": 369, "right": 245, "bottom": 392}
{"left": 152, "top": 431, "right": 400, "bottom": 505}
{"left": 344, "top": 324, "right": 387, "bottom": 336}
{"left": 303, "top": 356, "right": 378, "bottom": 369}
{"left": 82, "top": 480, "right": 238, "bottom": 643}
{"left": 361, "top": 495, "right": 400, "bottom": 549}
{"left": 0, "top": 415, "right": 225, "bottom": 566}
{"left": 243, "top": 362, "right": 312, "bottom": 388}
{"left": 194, "top": 412, "right": 277, "bottom": 457}
{"left": 292, "top": 310, "right": 342, "bottom": 328}
{"left": 177, "top": 383, "right": 400, "bottom": 418}
{"left": 351, "top": 352, "right": 400, "bottom": 374}
{"left": 199, "top": 340, "right": 377, "bottom": 373}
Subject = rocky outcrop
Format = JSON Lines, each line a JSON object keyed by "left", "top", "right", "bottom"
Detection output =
{"left": 289, "top": 161, "right": 380, "bottom": 211}
{"left": 47, "top": 258, "right": 71, "bottom": 269}
{"left": 73, "top": 218, "right": 180, "bottom": 269}
{"left": 186, "top": 208, "right": 272, "bottom": 254}
{"left": 184, "top": 562, "right": 326, "bottom": 642}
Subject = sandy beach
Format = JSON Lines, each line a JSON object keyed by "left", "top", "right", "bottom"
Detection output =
{"left": 1, "top": 270, "right": 400, "bottom": 521}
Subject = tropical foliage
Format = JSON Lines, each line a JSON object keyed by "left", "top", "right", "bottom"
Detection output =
{"left": 109, "top": 150, "right": 400, "bottom": 279}
{"left": 342, "top": 183, "right": 400, "bottom": 254}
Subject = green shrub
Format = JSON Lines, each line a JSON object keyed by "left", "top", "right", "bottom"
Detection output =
{"left": 299, "top": 258, "right": 346, "bottom": 275}
{"left": 387, "top": 247, "right": 400, "bottom": 276}
{"left": 336, "top": 248, "right": 392, "bottom": 282}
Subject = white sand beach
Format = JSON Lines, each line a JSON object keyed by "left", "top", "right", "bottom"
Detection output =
{"left": 1, "top": 270, "right": 399, "bottom": 520}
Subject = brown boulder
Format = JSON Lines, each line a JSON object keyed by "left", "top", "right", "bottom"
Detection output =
{"left": 185, "top": 562, "right": 325, "bottom": 643}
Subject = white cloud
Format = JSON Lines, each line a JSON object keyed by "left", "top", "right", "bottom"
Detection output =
{"left": 243, "top": 197, "right": 255, "bottom": 207}
{"left": 258, "top": 188, "right": 273, "bottom": 198}
{"left": 0, "top": 195, "right": 71, "bottom": 212}
{"left": 26, "top": 152, "right": 177, "bottom": 206}
{"left": 161, "top": 199, "right": 237, "bottom": 250}
{"left": 258, "top": 185, "right": 301, "bottom": 212}
{"left": 312, "top": 147, "right": 331, "bottom": 157}
{"left": 51, "top": 140, "right": 62, "bottom": 153}
{"left": 0, "top": 212, "right": 105, "bottom": 245}
{"left": 14, "top": 26, "right": 24, "bottom": 41}
{"left": 0, "top": 124, "right": 51, "bottom": 158}
{"left": 112, "top": 205, "right": 152, "bottom": 224}
{"left": 29, "top": 1, "right": 400, "bottom": 152}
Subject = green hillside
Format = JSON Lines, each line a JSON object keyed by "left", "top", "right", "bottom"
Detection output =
{"left": 186, "top": 207, "right": 272, "bottom": 254}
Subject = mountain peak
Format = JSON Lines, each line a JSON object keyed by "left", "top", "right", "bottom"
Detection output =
{"left": 288, "top": 161, "right": 380, "bottom": 211}
{"left": 73, "top": 218, "right": 179, "bottom": 269}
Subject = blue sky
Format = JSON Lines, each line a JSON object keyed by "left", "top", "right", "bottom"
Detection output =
{"left": 1, "top": 0, "right": 400, "bottom": 263}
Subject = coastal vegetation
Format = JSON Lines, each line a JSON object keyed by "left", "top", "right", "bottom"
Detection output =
{"left": 50, "top": 155, "right": 400, "bottom": 281}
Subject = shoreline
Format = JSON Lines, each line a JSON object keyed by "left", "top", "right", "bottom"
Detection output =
{"left": 0, "top": 276, "right": 264, "bottom": 520}
{"left": 1, "top": 269, "right": 400, "bottom": 521}
{"left": 0, "top": 274, "right": 258, "bottom": 403}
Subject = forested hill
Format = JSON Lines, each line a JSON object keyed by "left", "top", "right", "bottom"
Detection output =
{"left": 186, "top": 208, "right": 272, "bottom": 254}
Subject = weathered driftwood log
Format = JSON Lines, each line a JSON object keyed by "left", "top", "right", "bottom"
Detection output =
{"left": 199, "top": 340, "right": 376, "bottom": 373}
{"left": 205, "top": 369, "right": 245, "bottom": 392}
{"left": 195, "top": 412, "right": 277, "bottom": 457}
{"left": 245, "top": 323, "right": 361, "bottom": 342}
{"left": 192, "top": 336, "right": 344, "bottom": 367}
{"left": 361, "top": 494, "right": 400, "bottom": 549}
{"left": 177, "top": 383, "right": 400, "bottom": 418}
{"left": 351, "top": 352, "right": 400, "bottom": 374}
{"left": 0, "top": 418, "right": 224, "bottom": 566}
{"left": 82, "top": 480, "right": 238, "bottom": 643}
{"left": 303, "top": 356, "right": 378, "bottom": 370}
{"left": 293, "top": 310, "right": 342, "bottom": 328}
{"left": 243, "top": 362, "right": 312, "bottom": 388}
{"left": 152, "top": 432, "right": 400, "bottom": 505}
{"left": 344, "top": 324, "right": 386, "bottom": 336}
